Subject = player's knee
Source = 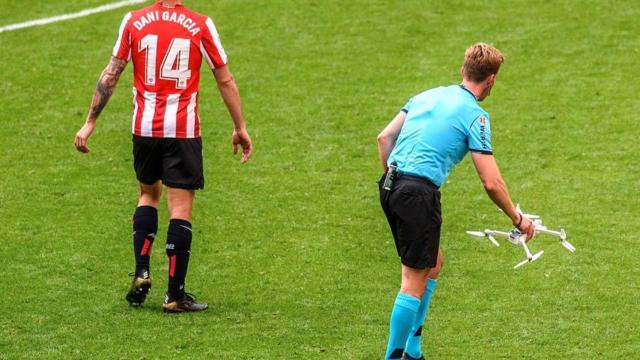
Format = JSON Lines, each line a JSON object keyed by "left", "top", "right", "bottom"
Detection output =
{"left": 168, "top": 207, "right": 191, "bottom": 222}
{"left": 167, "top": 188, "right": 194, "bottom": 221}
{"left": 401, "top": 267, "right": 430, "bottom": 299}
{"left": 436, "top": 251, "right": 444, "bottom": 271}
{"left": 139, "top": 193, "right": 161, "bottom": 208}
{"left": 400, "top": 279, "right": 428, "bottom": 299}
{"left": 428, "top": 251, "right": 445, "bottom": 279}
{"left": 167, "top": 201, "right": 192, "bottom": 221}
{"left": 139, "top": 182, "right": 162, "bottom": 206}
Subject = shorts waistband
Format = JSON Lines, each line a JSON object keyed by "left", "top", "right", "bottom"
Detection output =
{"left": 396, "top": 173, "right": 439, "bottom": 190}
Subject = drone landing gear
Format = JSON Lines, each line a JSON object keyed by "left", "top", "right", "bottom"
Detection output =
{"left": 513, "top": 237, "right": 544, "bottom": 269}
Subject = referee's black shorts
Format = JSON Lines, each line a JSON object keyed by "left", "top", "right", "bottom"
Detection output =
{"left": 132, "top": 135, "right": 204, "bottom": 190}
{"left": 379, "top": 174, "right": 442, "bottom": 269}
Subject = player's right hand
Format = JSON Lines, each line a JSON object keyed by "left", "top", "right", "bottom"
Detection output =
{"left": 516, "top": 214, "right": 535, "bottom": 242}
{"left": 74, "top": 122, "right": 95, "bottom": 153}
{"left": 232, "top": 128, "right": 253, "bottom": 163}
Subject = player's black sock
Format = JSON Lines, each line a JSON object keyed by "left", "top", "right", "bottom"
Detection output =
{"left": 132, "top": 206, "right": 158, "bottom": 276}
{"left": 166, "top": 219, "right": 192, "bottom": 300}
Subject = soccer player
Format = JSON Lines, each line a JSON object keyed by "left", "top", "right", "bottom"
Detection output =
{"left": 74, "top": 0, "right": 253, "bottom": 313}
{"left": 377, "top": 43, "right": 536, "bottom": 359}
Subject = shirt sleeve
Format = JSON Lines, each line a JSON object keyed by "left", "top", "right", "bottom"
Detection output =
{"left": 200, "top": 17, "right": 228, "bottom": 69}
{"left": 468, "top": 113, "right": 493, "bottom": 154}
{"left": 112, "top": 12, "right": 132, "bottom": 61}
{"left": 400, "top": 97, "right": 413, "bottom": 114}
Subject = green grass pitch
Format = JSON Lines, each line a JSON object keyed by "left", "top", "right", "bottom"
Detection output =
{"left": 1, "top": 0, "right": 639, "bottom": 358}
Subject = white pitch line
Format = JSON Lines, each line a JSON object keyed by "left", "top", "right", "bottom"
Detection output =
{"left": 0, "top": 0, "right": 146, "bottom": 34}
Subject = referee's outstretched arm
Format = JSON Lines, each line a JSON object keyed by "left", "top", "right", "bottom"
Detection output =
{"left": 471, "top": 152, "right": 535, "bottom": 240}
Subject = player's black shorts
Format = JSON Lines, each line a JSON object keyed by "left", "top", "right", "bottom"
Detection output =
{"left": 379, "top": 173, "right": 442, "bottom": 269}
{"left": 132, "top": 135, "right": 204, "bottom": 190}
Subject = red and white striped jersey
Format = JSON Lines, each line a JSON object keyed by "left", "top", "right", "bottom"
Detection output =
{"left": 112, "top": 2, "right": 227, "bottom": 138}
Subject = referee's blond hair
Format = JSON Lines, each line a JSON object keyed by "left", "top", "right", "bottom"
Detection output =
{"left": 462, "top": 43, "right": 504, "bottom": 82}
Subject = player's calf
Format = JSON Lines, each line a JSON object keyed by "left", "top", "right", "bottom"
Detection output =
{"left": 126, "top": 205, "right": 158, "bottom": 306}
{"left": 132, "top": 205, "right": 158, "bottom": 277}
{"left": 162, "top": 218, "right": 207, "bottom": 313}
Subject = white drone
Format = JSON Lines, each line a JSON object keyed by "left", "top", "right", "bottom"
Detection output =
{"left": 466, "top": 205, "right": 575, "bottom": 269}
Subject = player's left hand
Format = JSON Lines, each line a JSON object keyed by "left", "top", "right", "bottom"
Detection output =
{"left": 74, "top": 122, "right": 95, "bottom": 153}
{"left": 232, "top": 128, "right": 253, "bottom": 163}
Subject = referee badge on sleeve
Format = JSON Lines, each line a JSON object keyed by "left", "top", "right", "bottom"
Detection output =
{"left": 469, "top": 115, "right": 493, "bottom": 154}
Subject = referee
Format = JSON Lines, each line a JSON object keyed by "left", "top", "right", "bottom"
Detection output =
{"left": 377, "top": 43, "right": 535, "bottom": 360}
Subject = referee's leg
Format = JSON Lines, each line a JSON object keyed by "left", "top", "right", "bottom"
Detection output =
{"left": 386, "top": 265, "right": 430, "bottom": 360}
{"left": 404, "top": 248, "right": 444, "bottom": 360}
{"left": 400, "top": 265, "right": 432, "bottom": 298}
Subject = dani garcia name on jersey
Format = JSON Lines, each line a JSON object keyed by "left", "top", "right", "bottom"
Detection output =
{"left": 132, "top": 11, "right": 202, "bottom": 36}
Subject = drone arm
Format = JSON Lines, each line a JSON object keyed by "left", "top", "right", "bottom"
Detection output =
{"left": 535, "top": 228, "right": 559, "bottom": 237}
{"left": 487, "top": 230, "right": 512, "bottom": 238}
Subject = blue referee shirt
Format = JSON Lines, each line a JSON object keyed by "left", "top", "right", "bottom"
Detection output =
{"left": 388, "top": 84, "right": 492, "bottom": 187}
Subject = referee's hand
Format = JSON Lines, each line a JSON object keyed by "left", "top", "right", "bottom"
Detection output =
{"left": 232, "top": 128, "right": 253, "bottom": 163}
{"left": 516, "top": 215, "right": 535, "bottom": 242}
{"left": 74, "top": 122, "right": 95, "bottom": 153}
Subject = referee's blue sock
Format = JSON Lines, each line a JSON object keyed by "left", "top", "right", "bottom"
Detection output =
{"left": 385, "top": 292, "right": 421, "bottom": 359}
{"left": 405, "top": 278, "right": 438, "bottom": 359}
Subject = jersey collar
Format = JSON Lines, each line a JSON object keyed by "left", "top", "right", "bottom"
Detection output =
{"left": 156, "top": 1, "right": 184, "bottom": 8}
{"left": 459, "top": 84, "right": 478, "bottom": 101}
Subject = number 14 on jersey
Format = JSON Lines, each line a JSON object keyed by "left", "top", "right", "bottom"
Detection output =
{"left": 139, "top": 34, "right": 192, "bottom": 89}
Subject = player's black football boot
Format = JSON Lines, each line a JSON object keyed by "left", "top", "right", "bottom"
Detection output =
{"left": 402, "top": 353, "right": 425, "bottom": 360}
{"left": 162, "top": 292, "right": 208, "bottom": 313}
{"left": 125, "top": 271, "right": 152, "bottom": 306}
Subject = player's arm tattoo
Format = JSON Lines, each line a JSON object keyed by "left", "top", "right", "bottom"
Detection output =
{"left": 87, "top": 56, "right": 127, "bottom": 121}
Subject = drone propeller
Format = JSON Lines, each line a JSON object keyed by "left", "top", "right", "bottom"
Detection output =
{"left": 487, "top": 234, "right": 500, "bottom": 247}
{"left": 532, "top": 227, "right": 576, "bottom": 253}
{"left": 510, "top": 234, "right": 544, "bottom": 269}
{"left": 466, "top": 230, "right": 501, "bottom": 247}
{"left": 466, "top": 231, "right": 486, "bottom": 237}
{"left": 513, "top": 250, "right": 544, "bottom": 269}
{"left": 560, "top": 239, "right": 576, "bottom": 252}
